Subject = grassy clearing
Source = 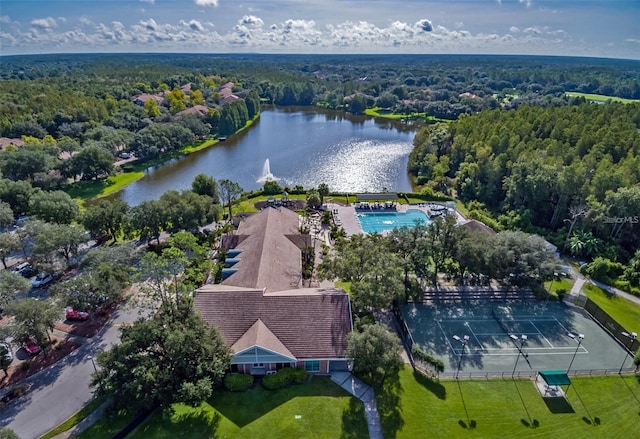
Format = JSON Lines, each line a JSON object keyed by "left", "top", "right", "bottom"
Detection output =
{"left": 545, "top": 277, "right": 574, "bottom": 294}
{"left": 378, "top": 367, "right": 640, "bottom": 438}
{"left": 583, "top": 283, "right": 640, "bottom": 331}
{"left": 38, "top": 397, "right": 106, "bottom": 439}
{"left": 127, "top": 376, "right": 368, "bottom": 439}
{"left": 565, "top": 92, "right": 639, "bottom": 104}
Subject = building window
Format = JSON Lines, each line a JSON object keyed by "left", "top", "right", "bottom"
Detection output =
{"left": 305, "top": 360, "right": 320, "bottom": 372}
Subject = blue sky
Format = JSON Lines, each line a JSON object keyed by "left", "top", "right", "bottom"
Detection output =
{"left": 1, "top": 0, "right": 638, "bottom": 59}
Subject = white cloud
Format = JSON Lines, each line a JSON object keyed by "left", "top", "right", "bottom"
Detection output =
{"left": 140, "top": 18, "right": 158, "bottom": 31}
{"left": 239, "top": 15, "right": 264, "bottom": 29}
{"left": 180, "top": 19, "right": 204, "bottom": 31}
{"left": 140, "top": 0, "right": 155, "bottom": 4}
{"left": 0, "top": 16, "right": 11, "bottom": 24}
{"left": 625, "top": 39, "right": 640, "bottom": 44}
{"left": 416, "top": 19, "right": 433, "bottom": 33}
{"left": 31, "top": 17, "right": 58, "bottom": 29}
{"left": 0, "top": 15, "right": 580, "bottom": 58}
{"left": 195, "top": 0, "right": 219, "bottom": 6}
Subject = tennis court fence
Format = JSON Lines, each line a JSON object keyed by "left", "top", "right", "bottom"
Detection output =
{"left": 566, "top": 293, "right": 640, "bottom": 354}
{"left": 436, "top": 368, "right": 637, "bottom": 380}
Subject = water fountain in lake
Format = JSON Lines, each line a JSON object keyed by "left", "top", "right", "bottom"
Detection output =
{"left": 257, "top": 158, "right": 279, "bottom": 183}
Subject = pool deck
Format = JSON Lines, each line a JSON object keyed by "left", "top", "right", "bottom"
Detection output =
{"left": 326, "top": 202, "right": 466, "bottom": 236}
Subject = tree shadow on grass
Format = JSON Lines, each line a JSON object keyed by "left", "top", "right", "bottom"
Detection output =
{"left": 412, "top": 369, "right": 446, "bottom": 400}
{"left": 340, "top": 396, "right": 368, "bottom": 439}
{"left": 376, "top": 372, "right": 404, "bottom": 439}
{"left": 134, "top": 407, "right": 221, "bottom": 439}
{"left": 209, "top": 376, "right": 353, "bottom": 428}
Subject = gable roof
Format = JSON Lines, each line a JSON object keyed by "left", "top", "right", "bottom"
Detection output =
{"left": 194, "top": 287, "right": 352, "bottom": 359}
{"left": 222, "top": 208, "right": 307, "bottom": 293}
{"left": 231, "top": 319, "right": 295, "bottom": 360}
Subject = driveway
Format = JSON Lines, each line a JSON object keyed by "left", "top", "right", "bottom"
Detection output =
{"left": 1, "top": 301, "right": 145, "bottom": 439}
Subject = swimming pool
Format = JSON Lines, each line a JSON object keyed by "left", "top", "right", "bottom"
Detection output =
{"left": 357, "top": 209, "right": 430, "bottom": 234}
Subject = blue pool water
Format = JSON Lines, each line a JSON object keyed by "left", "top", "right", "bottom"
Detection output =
{"left": 357, "top": 209, "right": 430, "bottom": 234}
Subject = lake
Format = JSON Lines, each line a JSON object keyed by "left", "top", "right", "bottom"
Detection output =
{"left": 118, "top": 107, "right": 418, "bottom": 206}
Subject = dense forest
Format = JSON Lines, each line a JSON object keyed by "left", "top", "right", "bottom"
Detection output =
{"left": 0, "top": 53, "right": 639, "bottom": 292}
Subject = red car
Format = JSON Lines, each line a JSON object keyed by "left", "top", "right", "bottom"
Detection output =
{"left": 66, "top": 310, "right": 89, "bottom": 321}
{"left": 22, "top": 338, "right": 41, "bottom": 355}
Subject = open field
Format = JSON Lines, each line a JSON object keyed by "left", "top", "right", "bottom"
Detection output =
{"left": 77, "top": 376, "right": 367, "bottom": 439}
{"left": 377, "top": 367, "right": 640, "bottom": 438}
{"left": 565, "top": 92, "right": 639, "bottom": 104}
{"left": 583, "top": 284, "right": 640, "bottom": 332}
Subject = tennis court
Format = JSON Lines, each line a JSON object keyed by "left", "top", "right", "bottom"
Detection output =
{"left": 402, "top": 301, "right": 632, "bottom": 376}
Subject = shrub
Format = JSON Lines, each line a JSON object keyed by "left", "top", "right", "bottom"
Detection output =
{"left": 262, "top": 368, "right": 307, "bottom": 390}
{"left": 412, "top": 346, "right": 444, "bottom": 374}
{"left": 223, "top": 373, "right": 254, "bottom": 392}
{"left": 20, "top": 361, "right": 31, "bottom": 371}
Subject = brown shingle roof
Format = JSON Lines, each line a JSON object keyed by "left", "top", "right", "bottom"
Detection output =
{"left": 222, "top": 208, "right": 304, "bottom": 292}
{"left": 194, "top": 287, "right": 352, "bottom": 359}
{"left": 460, "top": 219, "right": 497, "bottom": 235}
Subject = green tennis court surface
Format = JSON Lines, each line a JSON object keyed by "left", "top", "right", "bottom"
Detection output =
{"left": 402, "top": 301, "right": 632, "bottom": 376}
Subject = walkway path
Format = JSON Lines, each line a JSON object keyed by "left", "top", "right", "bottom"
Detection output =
{"left": 330, "top": 372, "right": 383, "bottom": 439}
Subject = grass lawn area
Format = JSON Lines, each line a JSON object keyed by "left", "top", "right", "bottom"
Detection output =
{"left": 545, "top": 277, "right": 574, "bottom": 296}
{"left": 583, "top": 283, "right": 640, "bottom": 332}
{"left": 75, "top": 407, "right": 136, "bottom": 439}
{"left": 378, "top": 367, "right": 640, "bottom": 438}
{"left": 128, "top": 376, "right": 367, "bottom": 439}
{"left": 565, "top": 92, "right": 639, "bottom": 104}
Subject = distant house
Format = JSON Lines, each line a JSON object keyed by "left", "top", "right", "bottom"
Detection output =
{"left": 218, "top": 81, "right": 240, "bottom": 105}
{"left": 459, "top": 219, "right": 496, "bottom": 235}
{"left": 174, "top": 105, "right": 208, "bottom": 118}
{"left": 131, "top": 93, "right": 164, "bottom": 106}
{"left": 193, "top": 208, "right": 353, "bottom": 374}
{"left": 0, "top": 137, "right": 24, "bottom": 150}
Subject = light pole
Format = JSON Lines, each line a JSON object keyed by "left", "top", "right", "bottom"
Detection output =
{"left": 510, "top": 334, "right": 528, "bottom": 378}
{"left": 618, "top": 331, "right": 638, "bottom": 374}
{"left": 453, "top": 334, "right": 470, "bottom": 379}
{"left": 87, "top": 355, "right": 97, "bottom": 373}
{"left": 566, "top": 333, "right": 584, "bottom": 374}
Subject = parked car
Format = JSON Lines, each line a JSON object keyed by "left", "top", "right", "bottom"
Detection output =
{"left": 65, "top": 309, "right": 89, "bottom": 321}
{"left": 32, "top": 272, "right": 54, "bottom": 288}
{"left": 118, "top": 152, "right": 132, "bottom": 159}
{"left": 11, "top": 262, "right": 36, "bottom": 278}
{"left": 22, "top": 338, "right": 41, "bottom": 355}
{"left": 0, "top": 342, "right": 12, "bottom": 363}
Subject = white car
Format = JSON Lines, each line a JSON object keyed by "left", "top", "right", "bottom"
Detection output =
{"left": 32, "top": 272, "right": 54, "bottom": 288}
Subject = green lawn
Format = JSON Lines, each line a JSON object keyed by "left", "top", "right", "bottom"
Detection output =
{"left": 75, "top": 407, "right": 136, "bottom": 439}
{"left": 378, "top": 367, "right": 640, "bottom": 438}
{"left": 127, "top": 376, "right": 367, "bottom": 439}
{"left": 565, "top": 92, "right": 639, "bottom": 104}
{"left": 583, "top": 284, "right": 640, "bottom": 332}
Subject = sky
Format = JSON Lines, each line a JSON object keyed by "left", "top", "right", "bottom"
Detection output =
{"left": 1, "top": 0, "right": 639, "bottom": 59}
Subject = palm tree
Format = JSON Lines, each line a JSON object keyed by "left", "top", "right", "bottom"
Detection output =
{"left": 318, "top": 183, "right": 330, "bottom": 206}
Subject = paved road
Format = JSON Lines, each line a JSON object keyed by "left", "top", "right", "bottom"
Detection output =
{"left": 1, "top": 302, "right": 145, "bottom": 439}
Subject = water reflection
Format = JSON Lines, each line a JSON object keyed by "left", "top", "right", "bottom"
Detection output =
{"left": 117, "top": 107, "right": 417, "bottom": 206}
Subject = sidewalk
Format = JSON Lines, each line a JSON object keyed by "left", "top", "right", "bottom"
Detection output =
{"left": 50, "top": 400, "right": 111, "bottom": 439}
{"left": 330, "top": 372, "right": 383, "bottom": 439}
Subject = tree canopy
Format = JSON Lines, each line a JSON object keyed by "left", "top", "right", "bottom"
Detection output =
{"left": 93, "top": 300, "right": 231, "bottom": 412}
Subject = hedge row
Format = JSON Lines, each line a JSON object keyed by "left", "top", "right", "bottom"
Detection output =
{"left": 223, "top": 373, "right": 254, "bottom": 392}
{"left": 412, "top": 346, "right": 445, "bottom": 373}
{"left": 262, "top": 367, "right": 307, "bottom": 390}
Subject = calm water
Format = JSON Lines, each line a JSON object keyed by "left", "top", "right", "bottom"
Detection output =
{"left": 357, "top": 209, "right": 430, "bottom": 234}
{"left": 118, "top": 107, "right": 417, "bottom": 206}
